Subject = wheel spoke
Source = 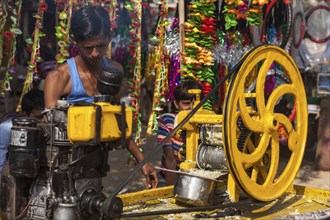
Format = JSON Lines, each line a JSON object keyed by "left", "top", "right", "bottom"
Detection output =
{"left": 250, "top": 161, "right": 269, "bottom": 183}
{"left": 243, "top": 137, "right": 257, "bottom": 169}
{"left": 276, "top": 113, "right": 298, "bottom": 151}
{"left": 251, "top": 166, "right": 259, "bottom": 182}
{"left": 238, "top": 97, "right": 264, "bottom": 133}
{"left": 255, "top": 57, "right": 275, "bottom": 116}
{"left": 241, "top": 133, "right": 271, "bottom": 165}
{"left": 266, "top": 84, "right": 297, "bottom": 110}
{"left": 263, "top": 136, "right": 279, "bottom": 187}
{"left": 258, "top": 164, "right": 269, "bottom": 180}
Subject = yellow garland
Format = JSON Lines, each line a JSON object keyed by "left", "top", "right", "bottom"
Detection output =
{"left": 147, "top": 3, "right": 167, "bottom": 136}
{"left": 131, "top": 0, "right": 143, "bottom": 145}
{"left": 0, "top": 1, "right": 22, "bottom": 94}
{"left": 17, "top": 0, "right": 44, "bottom": 112}
{"left": 66, "top": 0, "right": 72, "bottom": 45}
{"left": 107, "top": 0, "right": 117, "bottom": 59}
{"left": 55, "top": 0, "right": 72, "bottom": 63}
{"left": 144, "top": 49, "right": 156, "bottom": 80}
{"left": 0, "top": 2, "right": 7, "bottom": 67}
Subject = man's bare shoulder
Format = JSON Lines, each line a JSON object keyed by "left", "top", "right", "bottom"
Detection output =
{"left": 46, "top": 61, "right": 70, "bottom": 81}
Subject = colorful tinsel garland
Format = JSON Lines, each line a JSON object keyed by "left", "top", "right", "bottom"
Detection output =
{"left": 146, "top": 4, "right": 169, "bottom": 136}
{"left": 180, "top": 0, "right": 217, "bottom": 110}
{"left": 125, "top": 0, "right": 145, "bottom": 146}
{"left": 55, "top": 0, "right": 72, "bottom": 64}
{"left": 17, "top": 0, "right": 47, "bottom": 111}
{"left": 223, "top": 0, "right": 270, "bottom": 30}
{"left": 0, "top": 0, "right": 22, "bottom": 95}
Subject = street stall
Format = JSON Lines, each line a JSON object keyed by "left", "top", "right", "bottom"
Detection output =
{"left": 0, "top": 0, "right": 329, "bottom": 219}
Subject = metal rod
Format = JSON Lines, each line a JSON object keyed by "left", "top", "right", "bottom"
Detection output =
{"left": 154, "top": 166, "right": 228, "bottom": 182}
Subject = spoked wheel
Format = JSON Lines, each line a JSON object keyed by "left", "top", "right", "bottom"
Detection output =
{"left": 223, "top": 45, "right": 308, "bottom": 201}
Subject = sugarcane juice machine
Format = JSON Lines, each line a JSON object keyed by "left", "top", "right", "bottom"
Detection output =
{"left": 175, "top": 45, "right": 308, "bottom": 203}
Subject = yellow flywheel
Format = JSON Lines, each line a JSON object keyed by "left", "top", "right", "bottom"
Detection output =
{"left": 223, "top": 45, "right": 308, "bottom": 201}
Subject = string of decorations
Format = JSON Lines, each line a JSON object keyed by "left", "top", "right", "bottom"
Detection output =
{"left": 55, "top": 0, "right": 72, "bottom": 63}
{"left": 0, "top": 0, "right": 22, "bottom": 95}
{"left": 17, "top": 0, "right": 47, "bottom": 111}
{"left": 165, "top": 17, "right": 180, "bottom": 102}
{"left": 222, "top": 0, "right": 269, "bottom": 31}
{"left": 146, "top": 2, "right": 169, "bottom": 136}
{"left": 0, "top": 0, "right": 8, "bottom": 68}
{"left": 107, "top": 0, "right": 117, "bottom": 59}
{"left": 125, "top": 0, "right": 144, "bottom": 146}
{"left": 180, "top": 0, "right": 217, "bottom": 110}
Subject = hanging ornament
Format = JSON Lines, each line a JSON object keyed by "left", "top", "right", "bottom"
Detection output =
{"left": 0, "top": 1, "right": 8, "bottom": 68}
{"left": 125, "top": 0, "right": 146, "bottom": 146}
{"left": 147, "top": 1, "right": 168, "bottom": 136}
{"left": 180, "top": 0, "right": 217, "bottom": 110}
{"left": 55, "top": 0, "right": 72, "bottom": 64}
{"left": 0, "top": 0, "right": 23, "bottom": 95}
{"left": 17, "top": 0, "right": 47, "bottom": 111}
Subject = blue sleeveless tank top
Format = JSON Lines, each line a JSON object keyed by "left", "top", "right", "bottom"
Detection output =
{"left": 66, "top": 57, "right": 110, "bottom": 104}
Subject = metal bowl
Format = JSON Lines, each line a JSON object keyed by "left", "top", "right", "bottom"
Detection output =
{"left": 174, "top": 173, "right": 215, "bottom": 206}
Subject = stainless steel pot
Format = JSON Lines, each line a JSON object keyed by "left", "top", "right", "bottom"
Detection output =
{"left": 174, "top": 173, "right": 215, "bottom": 206}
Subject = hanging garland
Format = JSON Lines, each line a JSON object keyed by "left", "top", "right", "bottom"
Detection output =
{"left": 125, "top": 0, "right": 144, "bottom": 146}
{"left": 17, "top": 0, "right": 47, "bottom": 111}
{"left": 55, "top": 0, "right": 72, "bottom": 63}
{"left": 0, "top": 0, "right": 22, "bottom": 95}
{"left": 107, "top": 0, "right": 117, "bottom": 59}
{"left": 146, "top": 2, "right": 169, "bottom": 136}
{"left": 165, "top": 17, "right": 181, "bottom": 102}
{"left": 222, "top": 0, "right": 269, "bottom": 31}
{"left": 0, "top": 0, "right": 8, "bottom": 68}
{"left": 180, "top": 0, "right": 217, "bottom": 110}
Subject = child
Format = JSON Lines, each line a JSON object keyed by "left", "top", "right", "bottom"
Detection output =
{"left": 157, "top": 78, "right": 202, "bottom": 186}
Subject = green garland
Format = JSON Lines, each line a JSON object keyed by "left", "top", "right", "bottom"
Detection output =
{"left": 0, "top": 0, "right": 22, "bottom": 95}
{"left": 180, "top": 0, "right": 217, "bottom": 110}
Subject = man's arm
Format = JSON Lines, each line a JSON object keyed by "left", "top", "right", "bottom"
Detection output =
{"left": 126, "top": 138, "right": 158, "bottom": 188}
{"left": 163, "top": 146, "right": 178, "bottom": 185}
{"left": 44, "top": 68, "right": 69, "bottom": 109}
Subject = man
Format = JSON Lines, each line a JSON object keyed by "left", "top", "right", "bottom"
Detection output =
{"left": 44, "top": 6, "right": 158, "bottom": 188}
{"left": 0, "top": 89, "right": 44, "bottom": 180}
{"left": 157, "top": 78, "right": 203, "bottom": 186}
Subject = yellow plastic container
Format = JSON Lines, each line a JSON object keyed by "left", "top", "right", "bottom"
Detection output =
{"left": 67, "top": 102, "right": 132, "bottom": 143}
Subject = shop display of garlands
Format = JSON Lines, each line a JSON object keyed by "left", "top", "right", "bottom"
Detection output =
{"left": 145, "top": 0, "right": 296, "bottom": 138}
{"left": 0, "top": 0, "right": 328, "bottom": 145}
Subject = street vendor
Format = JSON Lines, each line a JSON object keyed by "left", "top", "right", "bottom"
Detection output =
{"left": 44, "top": 5, "right": 158, "bottom": 189}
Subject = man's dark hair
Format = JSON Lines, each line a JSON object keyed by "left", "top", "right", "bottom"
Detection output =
{"left": 70, "top": 6, "right": 111, "bottom": 42}
{"left": 174, "top": 78, "right": 203, "bottom": 102}
{"left": 21, "top": 89, "right": 44, "bottom": 115}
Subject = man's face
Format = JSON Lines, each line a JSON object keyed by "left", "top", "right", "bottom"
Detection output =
{"left": 77, "top": 34, "right": 110, "bottom": 65}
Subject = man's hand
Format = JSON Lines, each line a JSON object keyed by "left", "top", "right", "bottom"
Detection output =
{"left": 141, "top": 163, "right": 158, "bottom": 189}
{"left": 126, "top": 138, "right": 158, "bottom": 189}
